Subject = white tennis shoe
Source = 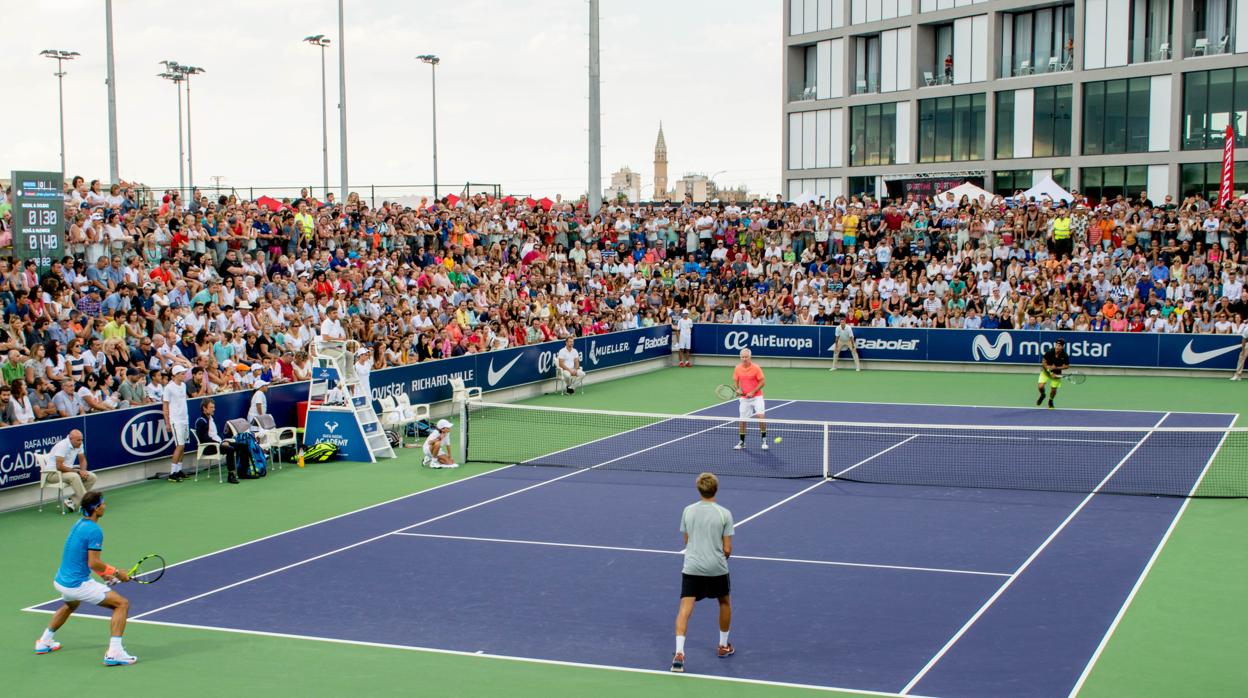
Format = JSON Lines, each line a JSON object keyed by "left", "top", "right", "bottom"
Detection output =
{"left": 761, "top": 442, "right": 769, "bottom": 451}
{"left": 104, "top": 651, "right": 137, "bottom": 666}
{"left": 733, "top": 442, "right": 744, "bottom": 450}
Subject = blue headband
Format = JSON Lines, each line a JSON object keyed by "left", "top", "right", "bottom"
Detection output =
{"left": 82, "top": 494, "right": 103, "bottom": 516}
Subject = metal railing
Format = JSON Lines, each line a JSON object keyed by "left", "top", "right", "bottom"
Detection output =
{"left": 134, "top": 182, "right": 502, "bottom": 209}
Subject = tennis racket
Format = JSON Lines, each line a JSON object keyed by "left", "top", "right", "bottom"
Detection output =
{"left": 714, "top": 384, "right": 741, "bottom": 400}
{"left": 125, "top": 554, "right": 166, "bottom": 584}
{"left": 1064, "top": 370, "right": 1087, "bottom": 385}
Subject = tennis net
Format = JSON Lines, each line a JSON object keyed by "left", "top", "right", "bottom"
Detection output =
{"left": 462, "top": 402, "right": 1248, "bottom": 498}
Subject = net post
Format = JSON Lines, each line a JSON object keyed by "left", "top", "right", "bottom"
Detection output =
{"left": 822, "top": 423, "right": 830, "bottom": 479}
{"left": 455, "top": 398, "right": 467, "bottom": 465}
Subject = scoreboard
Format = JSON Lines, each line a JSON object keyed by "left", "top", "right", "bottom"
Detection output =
{"left": 11, "top": 170, "right": 64, "bottom": 273}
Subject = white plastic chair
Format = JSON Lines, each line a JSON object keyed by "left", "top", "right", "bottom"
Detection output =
{"left": 37, "top": 454, "right": 71, "bottom": 514}
{"left": 195, "top": 435, "right": 226, "bottom": 483}
{"left": 449, "top": 377, "right": 482, "bottom": 405}
{"left": 250, "top": 414, "right": 284, "bottom": 469}
{"left": 1046, "top": 57, "right": 1059, "bottom": 72}
{"left": 1158, "top": 42, "right": 1170, "bottom": 59}
{"left": 1018, "top": 60, "right": 1033, "bottom": 75}
{"left": 923, "top": 71, "right": 937, "bottom": 86}
{"left": 1193, "top": 38, "right": 1209, "bottom": 56}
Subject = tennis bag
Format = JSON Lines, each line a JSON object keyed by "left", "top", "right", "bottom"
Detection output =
{"left": 407, "top": 419, "right": 434, "bottom": 438}
{"left": 233, "top": 431, "right": 268, "bottom": 479}
{"left": 303, "top": 441, "right": 340, "bottom": 463}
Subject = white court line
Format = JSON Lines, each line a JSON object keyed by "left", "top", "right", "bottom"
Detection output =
{"left": 1065, "top": 414, "right": 1237, "bottom": 698}
{"left": 785, "top": 398, "right": 1237, "bottom": 419}
{"left": 391, "top": 531, "right": 1010, "bottom": 577}
{"left": 126, "top": 405, "right": 754, "bottom": 621}
{"left": 17, "top": 610, "right": 932, "bottom": 698}
{"left": 898, "top": 412, "right": 1171, "bottom": 696}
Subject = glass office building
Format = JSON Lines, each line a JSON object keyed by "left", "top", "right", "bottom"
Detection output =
{"left": 784, "top": 0, "right": 1248, "bottom": 201}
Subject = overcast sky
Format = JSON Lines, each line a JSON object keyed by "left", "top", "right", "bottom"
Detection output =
{"left": 9, "top": 0, "right": 781, "bottom": 199}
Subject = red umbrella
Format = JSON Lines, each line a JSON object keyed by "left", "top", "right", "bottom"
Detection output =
{"left": 538, "top": 196, "right": 554, "bottom": 211}
{"left": 525, "top": 197, "right": 537, "bottom": 208}
{"left": 255, "top": 195, "right": 285, "bottom": 212}
{"left": 444, "top": 193, "right": 460, "bottom": 208}
{"left": 501, "top": 195, "right": 516, "bottom": 205}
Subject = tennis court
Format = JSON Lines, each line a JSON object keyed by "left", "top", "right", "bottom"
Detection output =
{"left": 23, "top": 394, "right": 1241, "bottom": 697}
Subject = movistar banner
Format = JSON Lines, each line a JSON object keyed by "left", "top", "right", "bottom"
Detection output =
{"left": 692, "top": 324, "right": 1243, "bottom": 371}
{"left": 0, "top": 326, "right": 671, "bottom": 492}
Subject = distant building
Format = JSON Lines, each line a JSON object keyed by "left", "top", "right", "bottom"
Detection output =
{"left": 653, "top": 123, "right": 669, "bottom": 202}
{"left": 671, "top": 173, "right": 718, "bottom": 203}
{"left": 605, "top": 166, "right": 642, "bottom": 203}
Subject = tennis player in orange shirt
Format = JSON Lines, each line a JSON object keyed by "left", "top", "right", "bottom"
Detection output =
{"left": 731, "top": 349, "right": 768, "bottom": 450}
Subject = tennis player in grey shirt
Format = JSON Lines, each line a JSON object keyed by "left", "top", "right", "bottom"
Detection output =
{"left": 671, "top": 472, "right": 734, "bottom": 673}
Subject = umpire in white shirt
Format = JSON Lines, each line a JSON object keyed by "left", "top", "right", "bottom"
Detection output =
{"left": 43, "top": 430, "right": 96, "bottom": 511}
{"left": 556, "top": 338, "right": 585, "bottom": 394}
{"left": 830, "top": 319, "right": 861, "bottom": 371}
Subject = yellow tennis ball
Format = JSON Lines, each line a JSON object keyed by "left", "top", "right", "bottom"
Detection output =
{"left": 774, "top": 437, "right": 782, "bottom": 444}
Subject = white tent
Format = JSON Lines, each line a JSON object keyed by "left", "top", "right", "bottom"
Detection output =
{"left": 1021, "top": 175, "right": 1074, "bottom": 204}
{"left": 935, "top": 181, "right": 993, "bottom": 207}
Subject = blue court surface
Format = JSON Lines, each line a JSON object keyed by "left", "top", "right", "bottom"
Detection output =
{"left": 27, "top": 400, "right": 1236, "bottom": 697}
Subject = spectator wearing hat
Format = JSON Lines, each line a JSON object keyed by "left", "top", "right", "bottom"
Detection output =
{"left": 246, "top": 378, "right": 270, "bottom": 423}
{"left": 423, "top": 419, "right": 459, "bottom": 469}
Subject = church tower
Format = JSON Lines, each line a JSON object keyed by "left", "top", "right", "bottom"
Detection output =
{"left": 653, "top": 122, "right": 668, "bottom": 202}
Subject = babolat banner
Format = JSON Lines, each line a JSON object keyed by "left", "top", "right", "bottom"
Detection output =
{"left": 0, "top": 326, "right": 671, "bottom": 492}
{"left": 691, "top": 324, "right": 1244, "bottom": 371}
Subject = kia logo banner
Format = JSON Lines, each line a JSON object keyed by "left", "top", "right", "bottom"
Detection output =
{"left": 691, "top": 324, "right": 1241, "bottom": 370}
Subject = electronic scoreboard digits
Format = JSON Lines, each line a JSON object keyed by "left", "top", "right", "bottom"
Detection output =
{"left": 10, "top": 170, "right": 65, "bottom": 274}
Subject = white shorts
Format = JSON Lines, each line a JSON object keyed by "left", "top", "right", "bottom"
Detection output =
{"left": 738, "top": 396, "right": 766, "bottom": 420}
{"left": 675, "top": 336, "right": 691, "bottom": 350}
{"left": 53, "top": 579, "right": 110, "bottom": 605}
{"left": 172, "top": 422, "right": 190, "bottom": 446}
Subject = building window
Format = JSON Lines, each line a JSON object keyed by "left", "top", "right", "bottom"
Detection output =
{"left": 1080, "top": 165, "right": 1149, "bottom": 202}
{"left": 847, "top": 176, "right": 876, "bottom": 197}
{"left": 1000, "top": 4, "right": 1075, "bottom": 77}
{"left": 1187, "top": 0, "right": 1236, "bottom": 56}
{"left": 1180, "top": 161, "right": 1248, "bottom": 198}
{"left": 849, "top": 102, "right": 897, "bottom": 166}
{"left": 993, "top": 169, "right": 1071, "bottom": 196}
{"left": 995, "top": 86, "right": 1073, "bottom": 159}
{"left": 1129, "top": 0, "right": 1173, "bottom": 63}
{"left": 995, "top": 92, "right": 1014, "bottom": 159}
{"left": 934, "top": 24, "right": 954, "bottom": 84}
{"left": 918, "top": 93, "right": 986, "bottom": 163}
{"left": 1034, "top": 85, "right": 1073, "bottom": 157}
{"left": 1182, "top": 67, "right": 1248, "bottom": 149}
{"left": 1082, "top": 78, "right": 1151, "bottom": 155}
{"left": 853, "top": 35, "right": 881, "bottom": 94}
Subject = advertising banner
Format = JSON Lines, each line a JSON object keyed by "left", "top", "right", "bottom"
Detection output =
{"left": 691, "top": 324, "right": 1243, "bottom": 371}
{"left": 0, "top": 326, "right": 672, "bottom": 491}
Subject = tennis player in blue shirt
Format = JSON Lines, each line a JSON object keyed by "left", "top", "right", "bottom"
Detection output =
{"left": 36, "top": 491, "right": 137, "bottom": 665}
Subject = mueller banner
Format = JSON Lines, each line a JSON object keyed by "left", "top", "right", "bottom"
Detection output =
{"left": 691, "top": 324, "right": 1243, "bottom": 371}
{"left": 0, "top": 326, "right": 671, "bottom": 492}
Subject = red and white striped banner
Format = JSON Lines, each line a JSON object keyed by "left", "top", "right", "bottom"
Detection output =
{"left": 1218, "top": 125, "right": 1235, "bottom": 207}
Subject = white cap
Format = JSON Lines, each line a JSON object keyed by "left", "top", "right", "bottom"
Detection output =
{"left": 254, "top": 379, "right": 270, "bottom": 388}
{"left": 436, "top": 419, "right": 453, "bottom": 430}
{"left": 171, "top": 365, "right": 187, "bottom": 376}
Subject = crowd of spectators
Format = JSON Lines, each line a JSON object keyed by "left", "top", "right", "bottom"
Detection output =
{"left": 0, "top": 174, "right": 1246, "bottom": 425}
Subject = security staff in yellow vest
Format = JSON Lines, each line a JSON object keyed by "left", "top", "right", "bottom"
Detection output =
{"left": 1050, "top": 206, "right": 1073, "bottom": 259}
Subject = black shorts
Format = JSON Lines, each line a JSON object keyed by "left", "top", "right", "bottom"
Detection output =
{"left": 680, "top": 573, "right": 730, "bottom": 600}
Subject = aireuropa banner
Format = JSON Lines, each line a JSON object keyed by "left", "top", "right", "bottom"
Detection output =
{"left": 0, "top": 326, "right": 671, "bottom": 492}
{"left": 692, "top": 324, "right": 1244, "bottom": 371}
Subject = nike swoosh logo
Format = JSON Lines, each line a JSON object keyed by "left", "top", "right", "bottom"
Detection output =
{"left": 487, "top": 354, "right": 523, "bottom": 385}
{"left": 1181, "top": 341, "right": 1242, "bottom": 365}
